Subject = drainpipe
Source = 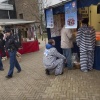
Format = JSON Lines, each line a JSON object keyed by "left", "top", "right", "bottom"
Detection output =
{"left": 8, "top": 10, "right": 10, "bottom": 19}
{"left": 7, "top": 0, "right": 10, "bottom": 19}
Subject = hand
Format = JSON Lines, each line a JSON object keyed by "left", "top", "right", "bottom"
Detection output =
{"left": 3, "top": 34, "right": 7, "bottom": 40}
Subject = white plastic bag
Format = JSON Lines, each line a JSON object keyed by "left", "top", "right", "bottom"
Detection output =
{"left": 72, "top": 53, "right": 79, "bottom": 64}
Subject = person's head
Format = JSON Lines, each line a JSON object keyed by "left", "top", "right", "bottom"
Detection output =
{"left": 4, "top": 28, "right": 11, "bottom": 36}
{"left": 82, "top": 18, "right": 89, "bottom": 26}
{"left": 48, "top": 39, "right": 55, "bottom": 46}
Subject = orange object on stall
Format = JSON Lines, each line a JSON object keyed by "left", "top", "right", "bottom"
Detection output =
{"left": 96, "top": 32, "right": 100, "bottom": 40}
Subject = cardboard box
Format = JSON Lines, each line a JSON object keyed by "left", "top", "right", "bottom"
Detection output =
{"left": 74, "top": 62, "right": 80, "bottom": 69}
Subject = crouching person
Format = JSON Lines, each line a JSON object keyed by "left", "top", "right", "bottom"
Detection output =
{"left": 43, "top": 39, "right": 66, "bottom": 76}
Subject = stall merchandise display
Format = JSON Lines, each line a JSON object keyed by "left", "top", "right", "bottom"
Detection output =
{"left": 51, "top": 14, "right": 64, "bottom": 37}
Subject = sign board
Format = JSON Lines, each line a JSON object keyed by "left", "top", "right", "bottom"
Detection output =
{"left": 79, "top": 7, "right": 89, "bottom": 18}
{"left": 65, "top": 0, "right": 77, "bottom": 28}
{"left": 0, "top": 3, "right": 13, "bottom": 10}
{"left": 46, "top": 9, "right": 54, "bottom": 28}
{"left": 97, "top": 4, "right": 100, "bottom": 14}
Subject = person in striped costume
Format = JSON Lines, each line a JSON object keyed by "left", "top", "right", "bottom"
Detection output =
{"left": 76, "top": 18, "right": 96, "bottom": 72}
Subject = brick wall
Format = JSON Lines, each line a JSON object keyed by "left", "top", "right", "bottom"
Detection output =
{"left": 15, "top": 0, "right": 39, "bottom": 21}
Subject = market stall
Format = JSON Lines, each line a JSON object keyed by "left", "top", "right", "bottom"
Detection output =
{"left": 0, "top": 19, "right": 39, "bottom": 55}
{"left": 44, "top": 0, "right": 100, "bottom": 70}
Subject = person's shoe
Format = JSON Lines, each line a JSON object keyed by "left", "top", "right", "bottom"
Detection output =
{"left": 0, "top": 68, "right": 4, "bottom": 71}
{"left": 45, "top": 69, "right": 50, "bottom": 75}
{"left": 55, "top": 72, "right": 64, "bottom": 76}
{"left": 60, "top": 72, "right": 63, "bottom": 75}
{"left": 5, "top": 75, "right": 12, "bottom": 79}
{"left": 81, "top": 69, "right": 88, "bottom": 72}
{"left": 88, "top": 68, "right": 93, "bottom": 71}
{"left": 17, "top": 70, "right": 21, "bottom": 73}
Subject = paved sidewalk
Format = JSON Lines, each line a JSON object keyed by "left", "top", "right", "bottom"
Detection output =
{"left": 0, "top": 39, "right": 100, "bottom": 100}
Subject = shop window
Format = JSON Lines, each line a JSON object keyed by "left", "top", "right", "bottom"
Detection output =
{"left": 19, "top": 13, "right": 23, "bottom": 19}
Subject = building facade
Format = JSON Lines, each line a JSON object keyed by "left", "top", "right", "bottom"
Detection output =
{"left": 15, "top": 0, "right": 39, "bottom": 21}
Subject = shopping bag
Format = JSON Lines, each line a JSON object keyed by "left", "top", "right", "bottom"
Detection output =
{"left": 16, "top": 52, "right": 21, "bottom": 62}
{"left": 72, "top": 53, "right": 80, "bottom": 69}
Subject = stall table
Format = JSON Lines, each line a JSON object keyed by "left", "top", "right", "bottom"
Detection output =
{"left": 18, "top": 40, "right": 39, "bottom": 54}
{"left": 0, "top": 40, "right": 39, "bottom": 57}
{"left": 94, "top": 46, "right": 100, "bottom": 70}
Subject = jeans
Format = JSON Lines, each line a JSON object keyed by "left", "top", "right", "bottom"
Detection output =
{"left": 0, "top": 56, "right": 3, "bottom": 70}
{"left": 63, "top": 48, "right": 73, "bottom": 68}
{"left": 8, "top": 50, "right": 21, "bottom": 76}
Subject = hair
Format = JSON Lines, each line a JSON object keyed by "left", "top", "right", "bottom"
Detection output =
{"left": 48, "top": 39, "right": 55, "bottom": 45}
{"left": 82, "top": 18, "right": 89, "bottom": 26}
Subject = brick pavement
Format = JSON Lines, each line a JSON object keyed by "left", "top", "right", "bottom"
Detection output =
{"left": 0, "top": 39, "right": 100, "bottom": 100}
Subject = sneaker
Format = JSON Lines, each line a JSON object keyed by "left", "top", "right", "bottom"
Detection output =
{"left": 81, "top": 69, "right": 88, "bottom": 72}
{"left": 45, "top": 69, "right": 50, "bottom": 75}
{"left": 88, "top": 68, "right": 93, "bottom": 71}
{"left": 55, "top": 72, "right": 64, "bottom": 76}
{"left": 5, "top": 75, "right": 12, "bottom": 79}
{"left": 17, "top": 70, "right": 21, "bottom": 73}
{"left": 60, "top": 72, "right": 64, "bottom": 75}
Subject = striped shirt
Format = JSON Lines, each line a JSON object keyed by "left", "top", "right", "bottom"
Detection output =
{"left": 76, "top": 25, "right": 96, "bottom": 52}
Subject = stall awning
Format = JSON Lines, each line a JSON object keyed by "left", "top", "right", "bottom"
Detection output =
{"left": 77, "top": 0, "right": 100, "bottom": 8}
{"left": 47, "top": 0, "right": 100, "bottom": 15}
{"left": 0, "top": 19, "right": 39, "bottom": 26}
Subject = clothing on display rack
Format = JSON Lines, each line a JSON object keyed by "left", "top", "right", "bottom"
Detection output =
{"left": 21, "top": 29, "right": 26, "bottom": 38}
{"left": 27, "top": 28, "right": 32, "bottom": 40}
{"left": 30, "top": 27, "right": 34, "bottom": 38}
{"left": 18, "top": 29, "right": 22, "bottom": 46}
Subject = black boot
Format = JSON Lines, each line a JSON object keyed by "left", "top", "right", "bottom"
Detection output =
{"left": 5, "top": 75, "right": 12, "bottom": 79}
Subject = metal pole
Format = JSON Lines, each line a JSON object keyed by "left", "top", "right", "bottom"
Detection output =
{"left": 7, "top": 0, "right": 10, "bottom": 19}
{"left": 8, "top": 10, "right": 10, "bottom": 19}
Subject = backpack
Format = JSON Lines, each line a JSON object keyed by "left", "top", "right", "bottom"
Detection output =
{"left": 13, "top": 34, "right": 21, "bottom": 49}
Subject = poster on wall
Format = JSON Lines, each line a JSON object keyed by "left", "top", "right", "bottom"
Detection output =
{"left": 65, "top": 0, "right": 77, "bottom": 28}
{"left": 51, "top": 14, "right": 64, "bottom": 37}
{"left": 46, "top": 9, "right": 54, "bottom": 28}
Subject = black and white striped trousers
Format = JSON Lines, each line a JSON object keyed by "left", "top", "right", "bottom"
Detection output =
{"left": 80, "top": 50, "right": 94, "bottom": 70}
